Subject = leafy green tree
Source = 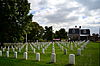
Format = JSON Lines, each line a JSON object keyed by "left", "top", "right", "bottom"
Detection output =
{"left": 54, "top": 28, "right": 67, "bottom": 40}
{"left": 59, "top": 28, "right": 67, "bottom": 39}
{"left": 92, "top": 33, "right": 99, "bottom": 42}
{"left": 54, "top": 31, "right": 60, "bottom": 39}
{"left": 0, "top": 0, "right": 32, "bottom": 45}
{"left": 43, "top": 26, "right": 53, "bottom": 41}
{"left": 27, "top": 22, "right": 44, "bottom": 42}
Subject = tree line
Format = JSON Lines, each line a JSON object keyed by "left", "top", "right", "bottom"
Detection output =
{"left": 15, "top": 21, "right": 68, "bottom": 42}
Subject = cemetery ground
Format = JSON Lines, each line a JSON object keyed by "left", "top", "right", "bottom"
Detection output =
{"left": 0, "top": 41, "right": 99, "bottom": 66}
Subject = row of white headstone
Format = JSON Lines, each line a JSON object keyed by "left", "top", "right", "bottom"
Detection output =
{"left": 57, "top": 41, "right": 90, "bottom": 56}
{"left": 0, "top": 43, "right": 26, "bottom": 52}
{"left": 0, "top": 41, "right": 89, "bottom": 65}
{"left": 0, "top": 41, "right": 89, "bottom": 54}
{"left": 0, "top": 50, "right": 40, "bottom": 61}
{"left": 0, "top": 42, "right": 51, "bottom": 54}
{"left": 58, "top": 41, "right": 86, "bottom": 48}
{"left": 31, "top": 42, "right": 50, "bottom": 50}
{"left": 0, "top": 50, "right": 75, "bottom": 64}
{"left": 1, "top": 41, "right": 87, "bottom": 56}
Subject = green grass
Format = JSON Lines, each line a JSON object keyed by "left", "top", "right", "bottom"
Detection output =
{"left": 0, "top": 42, "right": 99, "bottom": 66}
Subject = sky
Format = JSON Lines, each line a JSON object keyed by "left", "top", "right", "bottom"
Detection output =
{"left": 28, "top": 0, "right": 100, "bottom": 35}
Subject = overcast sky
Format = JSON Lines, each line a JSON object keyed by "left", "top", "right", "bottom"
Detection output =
{"left": 28, "top": 0, "right": 100, "bottom": 34}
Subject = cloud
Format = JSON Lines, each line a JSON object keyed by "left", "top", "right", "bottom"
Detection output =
{"left": 28, "top": 0, "right": 100, "bottom": 34}
{"left": 75, "top": 0, "right": 100, "bottom": 10}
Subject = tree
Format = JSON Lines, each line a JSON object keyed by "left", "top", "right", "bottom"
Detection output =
{"left": 27, "top": 22, "right": 44, "bottom": 42}
{"left": 0, "top": 0, "right": 33, "bottom": 45}
{"left": 59, "top": 28, "right": 67, "bottom": 39}
{"left": 92, "top": 33, "right": 99, "bottom": 42}
{"left": 43, "top": 26, "right": 53, "bottom": 41}
{"left": 54, "top": 31, "right": 60, "bottom": 39}
{"left": 54, "top": 28, "right": 67, "bottom": 40}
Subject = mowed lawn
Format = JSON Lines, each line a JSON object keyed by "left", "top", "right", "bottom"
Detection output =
{"left": 0, "top": 42, "right": 99, "bottom": 66}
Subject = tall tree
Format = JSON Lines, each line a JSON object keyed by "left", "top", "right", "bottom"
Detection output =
{"left": 54, "top": 31, "right": 60, "bottom": 39}
{"left": 0, "top": 0, "right": 32, "bottom": 44}
{"left": 43, "top": 26, "right": 53, "bottom": 41}
{"left": 54, "top": 28, "right": 67, "bottom": 40}
{"left": 59, "top": 28, "right": 67, "bottom": 39}
{"left": 27, "top": 22, "right": 44, "bottom": 42}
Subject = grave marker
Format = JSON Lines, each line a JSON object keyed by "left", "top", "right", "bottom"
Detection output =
{"left": 69, "top": 54, "right": 75, "bottom": 65}
{"left": 18, "top": 48, "right": 21, "bottom": 52}
{"left": 61, "top": 46, "right": 64, "bottom": 51}
{"left": 12, "top": 48, "right": 15, "bottom": 52}
{"left": 42, "top": 48, "right": 45, "bottom": 54}
{"left": 2, "top": 48, "right": 5, "bottom": 52}
{"left": 33, "top": 48, "right": 35, "bottom": 53}
{"left": 6, "top": 51, "right": 9, "bottom": 57}
{"left": 36, "top": 53, "right": 40, "bottom": 61}
{"left": 0, "top": 51, "right": 2, "bottom": 56}
{"left": 24, "top": 52, "right": 28, "bottom": 60}
{"left": 51, "top": 53, "right": 56, "bottom": 63}
{"left": 64, "top": 49, "right": 67, "bottom": 55}
{"left": 52, "top": 48, "right": 55, "bottom": 53}
{"left": 77, "top": 48, "right": 81, "bottom": 56}
{"left": 14, "top": 52, "right": 17, "bottom": 58}
{"left": 8, "top": 46, "right": 10, "bottom": 51}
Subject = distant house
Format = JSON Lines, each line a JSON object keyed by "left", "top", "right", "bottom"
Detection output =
{"left": 68, "top": 26, "right": 90, "bottom": 41}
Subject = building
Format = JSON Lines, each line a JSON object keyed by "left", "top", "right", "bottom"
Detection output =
{"left": 68, "top": 26, "right": 90, "bottom": 41}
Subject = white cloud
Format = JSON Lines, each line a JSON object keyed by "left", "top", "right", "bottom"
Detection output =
{"left": 28, "top": 0, "right": 100, "bottom": 34}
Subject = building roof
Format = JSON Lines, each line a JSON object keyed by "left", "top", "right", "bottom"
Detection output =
{"left": 80, "top": 34, "right": 89, "bottom": 36}
{"left": 69, "top": 28, "right": 80, "bottom": 29}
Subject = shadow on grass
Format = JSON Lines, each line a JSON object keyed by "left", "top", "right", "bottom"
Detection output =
{"left": 46, "top": 62, "right": 56, "bottom": 64}
{"left": 65, "top": 64, "right": 75, "bottom": 66}
{"left": 0, "top": 57, "right": 38, "bottom": 63}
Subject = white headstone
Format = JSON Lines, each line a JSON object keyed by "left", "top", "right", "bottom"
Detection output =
{"left": 4, "top": 46, "right": 6, "bottom": 49}
{"left": 11, "top": 46, "right": 13, "bottom": 48}
{"left": 64, "top": 49, "right": 67, "bottom": 55}
{"left": 36, "top": 40, "right": 38, "bottom": 43}
{"left": 14, "top": 52, "right": 17, "bottom": 58}
{"left": 8, "top": 46, "right": 10, "bottom": 51}
{"left": 75, "top": 44, "right": 77, "bottom": 48}
{"left": 33, "top": 48, "right": 35, "bottom": 53}
{"left": 42, "top": 48, "right": 45, "bottom": 54}
{"left": 6, "top": 51, "right": 9, "bottom": 57}
{"left": 51, "top": 53, "right": 56, "bottom": 63}
{"left": 38, "top": 46, "right": 40, "bottom": 50}
{"left": 78, "top": 42, "right": 80, "bottom": 46}
{"left": 67, "top": 44, "right": 69, "bottom": 48}
{"left": 1, "top": 46, "right": 3, "bottom": 49}
{"left": 12, "top": 48, "right": 15, "bottom": 52}
{"left": 69, "top": 54, "right": 75, "bottom": 64}
{"left": 77, "top": 48, "right": 81, "bottom": 56}
{"left": 0, "top": 51, "right": 2, "bottom": 56}
{"left": 81, "top": 46, "right": 84, "bottom": 50}
{"left": 53, "top": 43, "right": 54, "bottom": 47}
{"left": 41, "top": 45, "right": 42, "bottom": 48}
{"left": 15, "top": 46, "right": 18, "bottom": 49}
{"left": 70, "top": 44, "right": 73, "bottom": 50}
{"left": 36, "top": 53, "right": 40, "bottom": 61}
{"left": 52, "top": 48, "right": 55, "bottom": 53}
{"left": 24, "top": 52, "right": 28, "bottom": 60}
{"left": 2, "top": 48, "right": 5, "bottom": 52}
{"left": 61, "top": 46, "right": 64, "bottom": 51}
{"left": 18, "top": 48, "right": 21, "bottom": 52}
